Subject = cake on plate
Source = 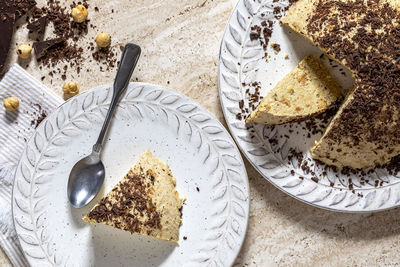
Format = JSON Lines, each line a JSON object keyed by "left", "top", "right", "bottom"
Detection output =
{"left": 83, "top": 150, "right": 183, "bottom": 242}
{"left": 281, "top": 0, "right": 400, "bottom": 169}
{"left": 247, "top": 55, "right": 342, "bottom": 125}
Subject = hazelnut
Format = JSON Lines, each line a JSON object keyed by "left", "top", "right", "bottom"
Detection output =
{"left": 71, "top": 4, "right": 88, "bottom": 23}
{"left": 3, "top": 97, "right": 19, "bottom": 111}
{"left": 63, "top": 82, "right": 79, "bottom": 96}
{"left": 16, "top": 44, "right": 32, "bottom": 59}
{"left": 95, "top": 32, "right": 111, "bottom": 48}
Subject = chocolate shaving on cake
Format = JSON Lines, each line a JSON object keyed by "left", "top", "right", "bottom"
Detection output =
{"left": 305, "top": 0, "right": 400, "bottom": 147}
{"left": 281, "top": 0, "right": 400, "bottom": 170}
{"left": 87, "top": 171, "right": 162, "bottom": 234}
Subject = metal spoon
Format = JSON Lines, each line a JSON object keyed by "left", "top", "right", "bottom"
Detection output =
{"left": 67, "top": 43, "right": 141, "bottom": 208}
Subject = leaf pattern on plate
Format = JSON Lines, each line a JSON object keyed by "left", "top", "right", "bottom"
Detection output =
{"left": 221, "top": 56, "right": 238, "bottom": 74}
{"left": 218, "top": 0, "right": 400, "bottom": 214}
{"left": 13, "top": 83, "right": 249, "bottom": 267}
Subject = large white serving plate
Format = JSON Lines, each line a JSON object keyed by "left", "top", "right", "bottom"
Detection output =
{"left": 219, "top": 0, "right": 400, "bottom": 212}
{"left": 12, "top": 83, "right": 249, "bottom": 266}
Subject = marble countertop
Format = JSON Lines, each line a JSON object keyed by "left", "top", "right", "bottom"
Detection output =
{"left": 2, "top": 0, "right": 400, "bottom": 266}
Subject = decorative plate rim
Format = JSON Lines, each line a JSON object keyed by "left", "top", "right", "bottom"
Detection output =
{"left": 12, "top": 82, "right": 250, "bottom": 266}
{"left": 218, "top": 0, "right": 400, "bottom": 213}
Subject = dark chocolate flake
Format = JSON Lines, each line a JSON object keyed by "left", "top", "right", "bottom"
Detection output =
{"left": 27, "top": 16, "right": 47, "bottom": 35}
{"left": 32, "top": 37, "right": 64, "bottom": 59}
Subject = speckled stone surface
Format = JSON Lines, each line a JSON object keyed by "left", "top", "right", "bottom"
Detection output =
{"left": 2, "top": 0, "right": 400, "bottom": 266}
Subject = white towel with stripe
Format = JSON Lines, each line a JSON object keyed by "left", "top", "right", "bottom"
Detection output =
{"left": 0, "top": 64, "right": 62, "bottom": 267}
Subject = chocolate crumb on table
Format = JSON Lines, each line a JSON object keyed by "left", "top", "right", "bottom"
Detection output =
{"left": 23, "top": 0, "right": 118, "bottom": 80}
{"left": 15, "top": 0, "right": 36, "bottom": 20}
{"left": 30, "top": 103, "right": 47, "bottom": 129}
{"left": 33, "top": 37, "right": 65, "bottom": 58}
{"left": 27, "top": 16, "right": 47, "bottom": 35}
{"left": 31, "top": 111, "right": 47, "bottom": 128}
{"left": 91, "top": 46, "right": 118, "bottom": 71}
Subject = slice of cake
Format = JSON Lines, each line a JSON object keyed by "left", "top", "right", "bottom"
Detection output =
{"left": 83, "top": 150, "right": 183, "bottom": 242}
{"left": 281, "top": 0, "right": 400, "bottom": 169}
{"left": 247, "top": 55, "right": 342, "bottom": 125}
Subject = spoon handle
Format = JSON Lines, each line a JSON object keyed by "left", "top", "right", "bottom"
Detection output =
{"left": 93, "top": 43, "right": 141, "bottom": 153}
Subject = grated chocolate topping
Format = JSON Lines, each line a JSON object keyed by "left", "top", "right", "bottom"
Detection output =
{"left": 304, "top": 0, "right": 400, "bottom": 159}
{"left": 87, "top": 170, "right": 162, "bottom": 235}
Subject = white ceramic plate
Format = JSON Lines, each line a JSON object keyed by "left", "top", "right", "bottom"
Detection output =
{"left": 218, "top": 0, "right": 400, "bottom": 212}
{"left": 12, "top": 83, "right": 249, "bottom": 266}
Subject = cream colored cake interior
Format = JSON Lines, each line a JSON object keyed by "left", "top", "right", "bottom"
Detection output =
{"left": 83, "top": 150, "right": 183, "bottom": 242}
{"left": 247, "top": 55, "right": 342, "bottom": 125}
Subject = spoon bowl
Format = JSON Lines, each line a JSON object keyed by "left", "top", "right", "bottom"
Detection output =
{"left": 67, "top": 152, "right": 105, "bottom": 208}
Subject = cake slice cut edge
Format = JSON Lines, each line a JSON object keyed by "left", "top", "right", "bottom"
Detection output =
{"left": 83, "top": 150, "right": 183, "bottom": 242}
{"left": 246, "top": 55, "right": 343, "bottom": 125}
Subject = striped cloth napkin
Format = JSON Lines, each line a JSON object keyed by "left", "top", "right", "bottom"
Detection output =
{"left": 0, "top": 64, "right": 62, "bottom": 266}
